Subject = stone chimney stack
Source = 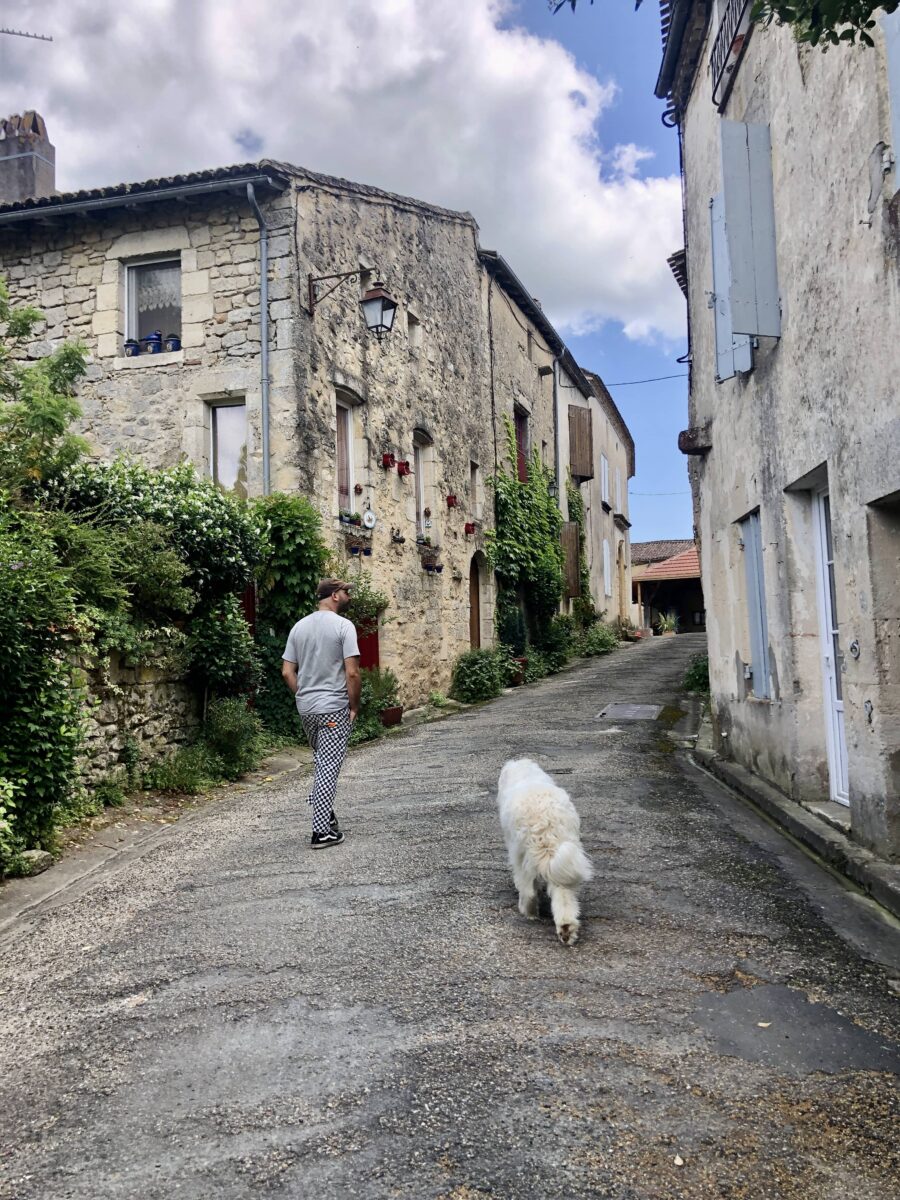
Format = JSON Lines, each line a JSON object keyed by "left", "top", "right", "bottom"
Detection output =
{"left": 0, "top": 112, "right": 56, "bottom": 204}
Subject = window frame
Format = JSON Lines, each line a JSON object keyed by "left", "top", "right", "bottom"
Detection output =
{"left": 738, "top": 509, "right": 771, "bottom": 699}
{"left": 336, "top": 399, "right": 354, "bottom": 513}
{"left": 209, "top": 398, "right": 248, "bottom": 498}
{"left": 125, "top": 256, "right": 182, "bottom": 342}
{"left": 514, "top": 407, "right": 529, "bottom": 483}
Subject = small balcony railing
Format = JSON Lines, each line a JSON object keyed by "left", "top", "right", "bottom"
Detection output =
{"left": 710, "top": 0, "right": 753, "bottom": 110}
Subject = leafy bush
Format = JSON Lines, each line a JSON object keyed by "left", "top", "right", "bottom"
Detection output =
{"left": 349, "top": 666, "right": 401, "bottom": 745}
{"left": 187, "top": 595, "right": 262, "bottom": 696}
{"left": 450, "top": 649, "right": 504, "bottom": 704}
{"left": 496, "top": 589, "right": 527, "bottom": 655}
{"left": 656, "top": 611, "right": 679, "bottom": 634}
{"left": 345, "top": 571, "right": 390, "bottom": 637}
{"left": 578, "top": 622, "right": 619, "bottom": 657}
{"left": 94, "top": 773, "right": 127, "bottom": 808}
{"left": 142, "top": 744, "right": 218, "bottom": 795}
{"left": 0, "top": 778, "right": 24, "bottom": 878}
{"left": 523, "top": 651, "right": 550, "bottom": 683}
{"left": 535, "top": 613, "right": 577, "bottom": 672}
{"left": 202, "top": 697, "right": 266, "bottom": 780}
{"left": 683, "top": 653, "right": 710, "bottom": 694}
{"left": 44, "top": 459, "right": 267, "bottom": 604}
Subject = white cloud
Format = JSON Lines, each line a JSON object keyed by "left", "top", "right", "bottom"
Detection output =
{"left": 4, "top": 0, "right": 685, "bottom": 340}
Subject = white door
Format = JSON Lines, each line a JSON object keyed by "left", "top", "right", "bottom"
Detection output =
{"left": 813, "top": 489, "right": 849, "bottom": 805}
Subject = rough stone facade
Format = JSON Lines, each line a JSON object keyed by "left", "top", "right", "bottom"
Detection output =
{"left": 0, "top": 154, "right": 635, "bottom": 712}
{"left": 80, "top": 657, "right": 200, "bottom": 782}
{"left": 663, "top": 9, "right": 900, "bottom": 856}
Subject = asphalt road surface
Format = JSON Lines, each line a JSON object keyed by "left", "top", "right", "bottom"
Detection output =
{"left": 1, "top": 634, "right": 899, "bottom": 1199}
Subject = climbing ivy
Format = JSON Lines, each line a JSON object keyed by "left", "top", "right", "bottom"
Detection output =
{"left": 487, "top": 416, "right": 563, "bottom": 629}
{"left": 565, "top": 478, "right": 596, "bottom": 628}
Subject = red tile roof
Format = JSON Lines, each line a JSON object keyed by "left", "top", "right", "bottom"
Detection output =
{"left": 631, "top": 538, "right": 694, "bottom": 565}
{"left": 639, "top": 546, "right": 701, "bottom": 580}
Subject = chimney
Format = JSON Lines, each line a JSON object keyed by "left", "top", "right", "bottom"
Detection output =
{"left": 0, "top": 112, "right": 56, "bottom": 204}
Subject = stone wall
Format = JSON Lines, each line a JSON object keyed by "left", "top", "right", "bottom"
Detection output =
{"left": 80, "top": 657, "right": 200, "bottom": 782}
{"left": 679, "top": 20, "right": 900, "bottom": 855}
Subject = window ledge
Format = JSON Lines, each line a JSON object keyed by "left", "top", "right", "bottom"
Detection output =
{"left": 601, "top": 500, "right": 612, "bottom": 513}
{"left": 113, "top": 350, "right": 184, "bottom": 370}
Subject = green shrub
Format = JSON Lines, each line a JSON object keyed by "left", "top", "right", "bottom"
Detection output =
{"left": 429, "top": 691, "right": 448, "bottom": 707}
{"left": 187, "top": 595, "right": 262, "bottom": 696}
{"left": 450, "top": 649, "right": 504, "bottom": 703}
{"left": 202, "top": 696, "right": 265, "bottom": 780}
{"left": 536, "top": 614, "right": 576, "bottom": 672}
{"left": 94, "top": 772, "right": 127, "bottom": 808}
{"left": 683, "top": 653, "right": 710, "bottom": 693}
{"left": 578, "top": 622, "right": 619, "bottom": 657}
{"left": 496, "top": 590, "right": 527, "bottom": 655}
{"left": 0, "top": 778, "right": 24, "bottom": 878}
{"left": 349, "top": 666, "right": 401, "bottom": 745}
{"left": 142, "top": 744, "right": 218, "bottom": 795}
{"left": 345, "top": 571, "right": 390, "bottom": 637}
{"left": 523, "top": 651, "right": 550, "bottom": 683}
{"left": 656, "top": 611, "right": 679, "bottom": 634}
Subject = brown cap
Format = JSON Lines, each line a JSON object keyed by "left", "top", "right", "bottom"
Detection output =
{"left": 316, "top": 578, "right": 352, "bottom": 600}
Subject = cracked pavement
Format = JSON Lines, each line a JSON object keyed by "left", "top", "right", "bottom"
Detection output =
{"left": 1, "top": 634, "right": 899, "bottom": 1199}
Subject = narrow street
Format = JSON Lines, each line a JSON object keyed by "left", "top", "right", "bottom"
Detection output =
{"left": 1, "top": 635, "right": 898, "bottom": 1200}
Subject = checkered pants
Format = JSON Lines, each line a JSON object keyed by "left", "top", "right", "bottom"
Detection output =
{"left": 300, "top": 708, "right": 352, "bottom": 835}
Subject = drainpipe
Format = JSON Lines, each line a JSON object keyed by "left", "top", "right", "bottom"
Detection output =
{"left": 246, "top": 183, "right": 270, "bottom": 495}
{"left": 552, "top": 353, "right": 563, "bottom": 515}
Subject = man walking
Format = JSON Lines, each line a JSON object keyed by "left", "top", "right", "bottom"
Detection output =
{"left": 282, "top": 579, "right": 361, "bottom": 848}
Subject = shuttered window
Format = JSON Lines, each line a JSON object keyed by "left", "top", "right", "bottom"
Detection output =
{"left": 568, "top": 405, "right": 594, "bottom": 480}
{"left": 600, "top": 454, "right": 610, "bottom": 506}
{"left": 710, "top": 192, "right": 753, "bottom": 382}
{"left": 514, "top": 408, "right": 529, "bottom": 483}
{"left": 885, "top": 12, "right": 900, "bottom": 173}
{"left": 336, "top": 403, "right": 352, "bottom": 511}
{"left": 739, "top": 510, "right": 771, "bottom": 699}
{"left": 720, "top": 120, "right": 781, "bottom": 339}
{"left": 603, "top": 538, "right": 612, "bottom": 596}
{"left": 561, "top": 522, "right": 581, "bottom": 598}
{"left": 615, "top": 466, "right": 623, "bottom": 512}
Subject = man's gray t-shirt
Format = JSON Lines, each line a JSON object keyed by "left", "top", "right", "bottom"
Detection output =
{"left": 282, "top": 611, "right": 360, "bottom": 715}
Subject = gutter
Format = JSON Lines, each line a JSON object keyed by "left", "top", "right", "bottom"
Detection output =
{"left": 245, "top": 183, "right": 271, "bottom": 496}
{"left": 0, "top": 173, "right": 282, "bottom": 225}
{"left": 655, "top": 0, "right": 692, "bottom": 100}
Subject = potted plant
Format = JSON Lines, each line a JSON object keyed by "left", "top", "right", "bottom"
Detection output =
{"left": 367, "top": 666, "right": 402, "bottom": 727}
{"left": 124, "top": 338, "right": 141, "bottom": 357}
{"left": 346, "top": 571, "right": 390, "bottom": 638}
{"left": 656, "top": 611, "right": 679, "bottom": 638}
{"left": 350, "top": 512, "right": 362, "bottom": 526}
{"left": 339, "top": 509, "right": 352, "bottom": 525}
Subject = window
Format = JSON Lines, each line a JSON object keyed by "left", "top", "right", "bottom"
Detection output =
{"left": 568, "top": 405, "right": 594, "bottom": 481}
{"left": 336, "top": 402, "right": 353, "bottom": 512}
{"left": 739, "top": 510, "right": 771, "bottom": 699}
{"left": 407, "top": 310, "right": 422, "bottom": 351}
{"left": 470, "top": 460, "right": 483, "bottom": 521}
{"left": 127, "top": 259, "right": 181, "bottom": 342}
{"left": 615, "top": 466, "right": 623, "bottom": 513}
{"left": 514, "top": 408, "right": 529, "bottom": 482}
{"left": 210, "top": 402, "right": 247, "bottom": 500}
{"left": 526, "top": 330, "right": 534, "bottom": 362}
{"left": 600, "top": 454, "right": 610, "bottom": 506}
{"left": 885, "top": 12, "right": 900, "bottom": 182}
{"left": 603, "top": 538, "right": 612, "bottom": 597}
{"left": 413, "top": 428, "right": 433, "bottom": 536}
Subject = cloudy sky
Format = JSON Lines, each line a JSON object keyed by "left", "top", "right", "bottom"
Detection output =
{"left": 2, "top": 0, "right": 692, "bottom": 537}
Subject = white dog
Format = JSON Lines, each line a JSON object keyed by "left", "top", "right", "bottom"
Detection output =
{"left": 497, "top": 758, "right": 593, "bottom": 946}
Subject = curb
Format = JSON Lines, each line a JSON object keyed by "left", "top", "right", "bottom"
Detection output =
{"left": 693, "top": 748, "right": 900, "bottom": 923}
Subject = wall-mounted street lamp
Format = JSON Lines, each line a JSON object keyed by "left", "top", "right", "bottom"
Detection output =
{"left": 307, "top": 270, "right": 398, "bottom": 341}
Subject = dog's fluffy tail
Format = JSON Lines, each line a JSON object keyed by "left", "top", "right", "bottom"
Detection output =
{"left": 544, "top": 840, "right": 593, "bottom": 889}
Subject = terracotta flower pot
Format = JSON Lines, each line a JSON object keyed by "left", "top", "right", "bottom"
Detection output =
{"left": 380, "top": 705, "right": 403, "bottom": 727}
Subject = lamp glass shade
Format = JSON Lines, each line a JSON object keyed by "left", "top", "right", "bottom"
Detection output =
{"left": 360, "top": 281, "right": 398, "bottom": 340}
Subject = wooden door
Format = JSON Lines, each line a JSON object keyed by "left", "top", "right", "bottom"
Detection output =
{"left": 469, "top": 559, "right": 481, "bottom": 648}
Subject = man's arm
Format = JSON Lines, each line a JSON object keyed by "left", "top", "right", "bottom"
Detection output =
{"left": 282, "top": 659, "right": 299, "bottom": 695}
{"left": 344, "top": 656, "right": 361, "bottom": 721}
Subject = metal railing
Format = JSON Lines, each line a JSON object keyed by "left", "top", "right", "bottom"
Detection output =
{"left": 710, "top": 0, "right": 752, "bottom": 109}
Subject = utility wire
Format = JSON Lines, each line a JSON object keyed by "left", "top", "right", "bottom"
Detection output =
{"left": 631, "top": 490, "right": 691, "bottom": 496}
{"left": 605, "top": 372, "right": 689, "bottom": 386}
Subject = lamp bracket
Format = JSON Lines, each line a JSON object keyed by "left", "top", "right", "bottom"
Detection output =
{"left": 308, "top": 270, "right": 359, "bottom": 316}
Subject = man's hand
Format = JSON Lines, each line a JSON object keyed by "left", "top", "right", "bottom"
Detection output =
{"left": 344, "top": 655, "right": 361, "bottom": 722}
{"left": 349, "top": 708, "right": 358, "bottom": 724}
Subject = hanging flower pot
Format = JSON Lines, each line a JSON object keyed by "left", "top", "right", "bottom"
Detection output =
{"left": 397, "top": 460, "right": 412, "bottom": 477}
{"left": 435, "top": 563, "right": 444, "bottom": 574}
{"left": 446, "top": 494, "right": 458, "bottom": 508}
{"left": 382, "top": 452, "right": 396, "bottom": 470}
{"left": 464, "top": 522, "right": 476, "bottom": 536}
{"left": 363, "top": 546, "right": 372, "bottom": 556}
{"left": 350, "top": 545, "right": 360, "bottom": 556}
{"left": 424, "top": 562, "right": 435, "bottom": 573}
{"left": 124, "top": 339, "right": 141, "bottom": 357}
{"left": 354, "top": 483, "right": 364, "bottom": 496}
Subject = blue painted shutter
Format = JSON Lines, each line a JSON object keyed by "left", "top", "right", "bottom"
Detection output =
{"left": 741, "top": 511, "right": 770, "bottom": 699}
{"left": 884, "top": 12, "right": 900, "bottom": 176}
{"left": 721, "top": 121, "right": 781, "bottom": 339}
{"left": 710, "top": 193, "right": 752, "bottom": 381}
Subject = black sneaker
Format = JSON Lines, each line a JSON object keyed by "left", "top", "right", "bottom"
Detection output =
{"left": 311, "top": 829, "right": 345, "bottom": 849}
{"left": 329, "top": 811, "right": 341, "bottom": 834}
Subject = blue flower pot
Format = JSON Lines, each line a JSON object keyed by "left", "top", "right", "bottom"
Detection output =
{"left": 350, "top": 545, "right": 360, "bottom": 555}
{"left": 164, "top": 334, "right": 181, "bottom": 352}
{"left": 124, "top": 340, "right": 141, "bottom": 357}
{"left": 141, "top": 331, "right": 163, "bottom": 355}
{"left": 363, "top": 547, "right": 372, "bottom": 557}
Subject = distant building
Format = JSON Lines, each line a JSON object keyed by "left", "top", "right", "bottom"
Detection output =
{"left": 631, "top": 541, "right": 704, "bottom": 632}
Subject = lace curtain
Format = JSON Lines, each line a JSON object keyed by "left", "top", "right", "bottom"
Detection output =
{"left": 135, "top": 263, "right": 180, "bottom": 312}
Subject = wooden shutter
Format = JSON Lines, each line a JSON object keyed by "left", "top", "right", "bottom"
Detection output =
{"left": 721, "top": 121, "right": 781, "bottom": 338}
{"left": 336, "top": 404, "right": 351, "bottom": 509}
{"left": 568, "top": 405, "right": 594, "bottom": 480}
{"left": 561, "top": 522, "right": 581, "bottom": 598}
{"left": 514, "top": 410, "right": 529, "bottom": 482}
{"left": 710, "top": 192, "right": 752, "bottom": 381}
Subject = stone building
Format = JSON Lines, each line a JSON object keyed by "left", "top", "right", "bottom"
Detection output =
{"left": 655, "top": 5, "right": 900, "bottom": 856}
{"left": 0, "top": 114, "right": 635, "bottom": 705}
